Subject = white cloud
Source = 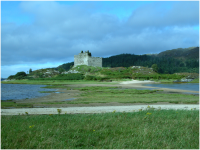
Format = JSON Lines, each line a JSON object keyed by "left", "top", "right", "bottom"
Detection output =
{"left": 1, "top": 1, "right": 199, "bottom": 77}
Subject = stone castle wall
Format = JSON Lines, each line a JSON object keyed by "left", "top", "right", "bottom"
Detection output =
{"left": 74, "top": 53, "right": 89, "bottom": 67}
{"left": 74, "top": 52, "right": 102, "bottom": 67}
{"left": 88, "top": 57, "right": 102, "bottom": 67}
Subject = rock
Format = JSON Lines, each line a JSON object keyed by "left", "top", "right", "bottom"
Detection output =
{"left": 173, "top": 78, "right": 194, "bottom": 82}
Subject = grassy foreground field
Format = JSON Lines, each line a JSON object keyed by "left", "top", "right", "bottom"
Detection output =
{"left": 1, "top": 109, "right": 199, "bottom": 149}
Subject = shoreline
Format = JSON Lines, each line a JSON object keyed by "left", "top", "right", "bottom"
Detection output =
{"left": 118, "top": 80, "right": 199, "bottom": 94}
{"left": 2, "top": 80, "right": 199, "bottom": 107}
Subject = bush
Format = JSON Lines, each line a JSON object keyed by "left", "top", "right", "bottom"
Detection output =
{"left": 7, "top": 75, "right": 15, "bottom": 80}
{"left": 14, "top": 71, "right": 27, "bottom": 80}
{"left": 84, "top": 75, "right": 97, "bottom": 80}
{"left": 54, "top": 73, "right": 84, "bottom": 80}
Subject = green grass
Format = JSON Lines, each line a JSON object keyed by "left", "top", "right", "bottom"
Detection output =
{"left": 1, "top": 79, "right": 117, "bottom": 85}
{"left": 154, "top": 78, "right": 199, "bottom": 83}
{"left": 63, "top": 86, "right": 199, "bottom": 104}
{"left": 190, "top": 78, "right": 199, "bottom": 83}
{"left": 1, "top": 101, "right": 34, "bottom": 108}
{"left": 152, "top": 79, "right": 175, "bottom": 83}
{"left": 1, "top": 109, "right": 199, "bottom": 149}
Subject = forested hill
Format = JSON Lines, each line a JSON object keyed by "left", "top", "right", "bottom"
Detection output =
{"left": 57, "top": 47, "right": 199, "bottom": 74}
{"left": 157, "top": 47, "right": 199, "bottom": 59}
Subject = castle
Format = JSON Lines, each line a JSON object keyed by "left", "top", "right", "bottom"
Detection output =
{"left": 74, "top": 50, "right": 102, "bottom": 67}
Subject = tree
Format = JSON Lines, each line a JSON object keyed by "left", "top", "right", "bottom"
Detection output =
{"left": 14, "top": 71, "right": 27, "bottom": 80}
{"left": 151, "top": 64, "right": 158, "bottom": 72}
{"left": 7, "top": 75, "right": 15, "bottom": 80}
{"left": 58, "top": 68, "right": 65, "bottom": 74}
{"left": 70, "top": 65, "right": 74, "bottom": 69}
{"left": 15, "top": 71, "right": 27, "bottom": 77}
{"left": 29, "top": 68, "right": 33, "bottom": 74}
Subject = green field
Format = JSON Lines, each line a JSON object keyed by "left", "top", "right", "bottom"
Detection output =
{"left": 1, "top": 109, "right": 199, "bottom": 149}
{"left": 1, "top": 79, "right": 117, "bottom": 85}
{"left": 41, "top": 86, "right": 199, "bottom": 105}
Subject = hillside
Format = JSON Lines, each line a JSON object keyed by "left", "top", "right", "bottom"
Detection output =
{"left": 157, "top": 47, "right": 199, "bottom": 59}
{"left": 56, "top": 47, "right": 199, "bottom": 74}
{"left": 7, "top": 46, "right": 199, "bottom": 80}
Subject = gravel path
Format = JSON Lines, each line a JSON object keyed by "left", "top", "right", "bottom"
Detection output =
{"left": 1, "top": 104, "right": 199, "bottom": 115}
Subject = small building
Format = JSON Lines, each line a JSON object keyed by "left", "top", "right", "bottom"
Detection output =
{"left": 74, "top": 50, "right": 102, "bottom": 67}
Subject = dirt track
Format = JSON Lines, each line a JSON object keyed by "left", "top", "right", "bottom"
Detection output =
{"left": 1, "top": 104, "right": 199, "bottom": 115}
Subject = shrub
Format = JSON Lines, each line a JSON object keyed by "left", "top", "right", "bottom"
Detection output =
{"left": 84, "top": 75, "right": 97, "bottom": 80}
{"left": 54, "top": 73, "right": 84, "bottom": 80}
{"left": 14, "top": 71, "right": 27, "bottom": 80}
{"left": 7, "top": 75, "right": 15, "bottom": 80}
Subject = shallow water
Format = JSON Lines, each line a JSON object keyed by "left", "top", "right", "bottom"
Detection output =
{"left": 145, "top": 83, "right": 199, "bottom": 92}
{"left": 1, "top": 84, "right": 55, "bottom": 100}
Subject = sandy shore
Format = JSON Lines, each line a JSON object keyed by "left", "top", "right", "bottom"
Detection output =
{"left": 118, "top": 80, "right": 199, "bottom": 94}
{"left": 119, "top": 80, "right": 155, "bottom": 84}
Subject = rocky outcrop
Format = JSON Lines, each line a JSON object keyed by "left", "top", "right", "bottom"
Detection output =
{"left": 173, "top": 78, "right": 194, "bottom": 83}
{"left": 62, "top": 70, "right": 80, "bottom": 74}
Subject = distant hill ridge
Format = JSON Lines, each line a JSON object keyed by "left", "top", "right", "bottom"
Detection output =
{"left": 56, "top": 46, "right": 199, "bottom": 74}
{"left": 157, "top": 47, "right": 199, "bottom": 59}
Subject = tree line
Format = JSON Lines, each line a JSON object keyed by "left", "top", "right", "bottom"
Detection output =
{"left": 57, "top": 47, "right": 199, "bottom": 74}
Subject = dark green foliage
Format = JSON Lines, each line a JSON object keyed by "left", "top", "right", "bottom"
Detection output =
{"left": 31, "top": 73, "right": 84, "bottom": 80}
{"left": 15, "top": 71, "right": 27, "bottom": 77}
{"left": 99, "top": 67, "right": 132, "bottom": 79}
{"left": 84, "top": 75, "right": 110, "bottom": 81}
{"left": 29, "top": 68, "right": 32, "bottom": 74}
{"left": 55, "top": 73, "right": 84, "bottom": 80}
{"left": 85, "top": 50, "right": 92, "bottom": 56}
{"left": 151, "top": 64, "right": 158, "bottom": 72}
{"left": 58, "top": 68, "right": 65, "bottom": 74}
{"left": 7, "top": 75, "right": 15, "bottom": 80}
{"left": 56, "top": 62, "right": 74, "bottom": 71}
{"left": 55, "top": 47, "right": 199, "bottom": 75}
{"left": 102, "top": 47, "right": 199, "bottom": 74}
{"left": 84, "top": 75, "right": 97, "bottom": 80}
{"left": 13, "top": 71, "right": 27, "bottom": 80}
{"left": 157, "top": 47, "right": 199, "bottom": 59}
{"left": 133, "top": 74, "right": 185, "bottom": 80}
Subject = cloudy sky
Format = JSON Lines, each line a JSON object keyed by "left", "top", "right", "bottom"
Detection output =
{"left": 1, "top": 1, "right": 199, "bottom": 78}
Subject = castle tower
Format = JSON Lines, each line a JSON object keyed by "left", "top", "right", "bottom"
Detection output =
{"left": 74, "top": 51, "right": 102, "bottom": 67}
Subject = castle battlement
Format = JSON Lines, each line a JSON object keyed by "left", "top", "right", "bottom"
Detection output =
{"left": 74, "top": 51, "right": 102, "bottom": 67}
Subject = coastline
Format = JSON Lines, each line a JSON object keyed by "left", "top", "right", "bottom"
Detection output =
{"left": 12, "top": 80, "right": 199, "bottom": 104}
